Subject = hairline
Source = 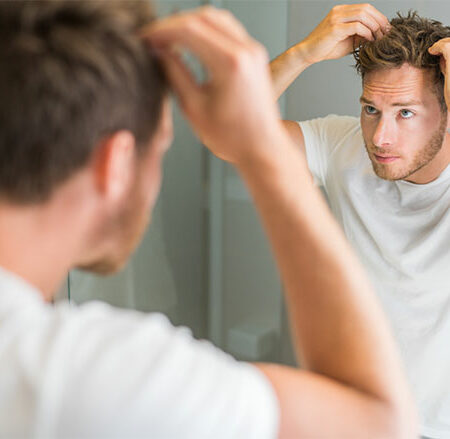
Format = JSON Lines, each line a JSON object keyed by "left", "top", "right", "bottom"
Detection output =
{"left": 359, "top": 63, "right": 447, "bottom": 113}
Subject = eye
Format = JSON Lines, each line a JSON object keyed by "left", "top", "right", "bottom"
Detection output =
{"left": 364, "top": 105, "right": 378, "bottom": 115}
{"left": 400, "top": 109, "right": 414, "bottom": 119}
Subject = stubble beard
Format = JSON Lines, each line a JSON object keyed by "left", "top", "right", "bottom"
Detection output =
{"left": 77, "top": 178, "right": 151, "bottom": 276}
{"left": 366, "top": 116, "right": 446, "bottom": 181}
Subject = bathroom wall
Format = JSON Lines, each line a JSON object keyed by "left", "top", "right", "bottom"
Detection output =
{"left": 210, "top": 0, "right": 289, "bottom": 361}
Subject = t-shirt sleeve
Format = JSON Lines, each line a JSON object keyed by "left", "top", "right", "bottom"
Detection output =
{"left": 298, "top": 114, "right": 359, "bottom": 186}
{"left": 34, "top": 301, "right": 280, "bottom": 439}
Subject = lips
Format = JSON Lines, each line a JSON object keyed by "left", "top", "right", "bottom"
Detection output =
{"left": 373, "top": 154, "right": 399, "bottom": 164}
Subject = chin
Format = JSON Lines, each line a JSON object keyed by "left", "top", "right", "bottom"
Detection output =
{"left": 373, "top": 171, "right": 400, "bottom": 181}
{"left": 76, "top": 255, "right": 129, "bottom": 276}
{"left": 370, "top": 159, "right": 411, "bottom": 181}
{"left": 371, "top": 164, "right": 397, "bottom": 181}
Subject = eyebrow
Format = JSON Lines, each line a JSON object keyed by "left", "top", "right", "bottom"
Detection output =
{"left": 359, "top": 97, "right": 422, "bottom": 107}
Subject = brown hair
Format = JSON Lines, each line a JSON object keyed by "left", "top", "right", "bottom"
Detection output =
{"left": 354, "top": 11, "right": 450, "bottom": 110}
{"left": 0, "top": 1, "right": 167, "bottom": 204}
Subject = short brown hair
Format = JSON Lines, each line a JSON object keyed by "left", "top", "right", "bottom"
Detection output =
{"left": 0, "top": 1, "right": 167, "bottom": 204}
{"left": 354, "top": 11, "right": 450, "bottom": 110}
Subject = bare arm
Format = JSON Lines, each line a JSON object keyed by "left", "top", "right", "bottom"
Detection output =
{"left": 146, "top": 7, "right": 416, "bottom": 438}
{"left": 242, "top": 134, "right": 414, "bottom": 438}
{"left": 270, "top": 42, "right": 311, "bottom": 101}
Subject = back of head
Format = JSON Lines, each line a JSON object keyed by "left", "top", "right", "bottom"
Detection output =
{"left": 354, "top": 11, "right": 450, "bottom": 109}
{"left": 0, "top": 0, "right": 167, "bottom": 204}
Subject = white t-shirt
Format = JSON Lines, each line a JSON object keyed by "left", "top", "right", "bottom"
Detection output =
{"left": 0, "top": 267, "right": 279, "bottom": 439}
{"left": 300, "top": 114, "right": 450, "bottom": 439}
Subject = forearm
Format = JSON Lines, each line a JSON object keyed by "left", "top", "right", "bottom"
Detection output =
{"left": 270, "top": 42, "right": 312, "bottom": 100}
{"left": 237, "top": 131, "right": 409, "bottom": 405}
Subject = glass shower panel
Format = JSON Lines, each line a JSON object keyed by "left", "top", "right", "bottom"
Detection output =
{"left": 207, "top": 0, "right": 289, "bottom": 362}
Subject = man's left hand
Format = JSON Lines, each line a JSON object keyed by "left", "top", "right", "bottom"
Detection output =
{"left": 429, "top": 38, "right": 450, "bottom": 110}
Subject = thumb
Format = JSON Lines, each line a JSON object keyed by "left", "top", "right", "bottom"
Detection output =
{"left": 428, "top": 42, "right": 440, "bottom": 55}
{"left": 429, "top": 38, "right": 450, "bottom": 56}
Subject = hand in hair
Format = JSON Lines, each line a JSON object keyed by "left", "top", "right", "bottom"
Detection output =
{"left": 299, "top": 4, "right": 390, "bottom": 65}
{"left": 143, "top": 6, "right": 283, "bottom": 166}
{"left": 429, "top": 38, "right": 450, "bottom": 110}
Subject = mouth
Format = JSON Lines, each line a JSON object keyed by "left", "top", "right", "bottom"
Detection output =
{"left": 373, "top": 154, "right": 400, "bottom": 164}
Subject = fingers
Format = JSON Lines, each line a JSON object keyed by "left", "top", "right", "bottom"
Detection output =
{"left": 158, "top": 49, "right": 200, "bottom": 114}
{"left": 429, "top": 40, "right": 450, "bottom": 113}
{"left": 143, "top": 10, "right": 242, "bottom": 78}
{"left": 338, "top": 21, "right": 374, "bottom": 43}
{"left": 429, "top": 38, "right": 450, "bottom": 56}
{"left": 429, "top": 39, "right": 450, "bottom": 75}
{"left": 341, "top": 12, "right": 381, "bottom": 40}
{"left": 361, "top": 4, "right": 390, "bottom": 33}
{"left": 441, "top": 57, "right": 447, "bottom": 76}
{"left": 197, "top": 6, "right": 251, "bottom": 46}
{"left": 331, "top": 4, "right": 390, "bottom": 40}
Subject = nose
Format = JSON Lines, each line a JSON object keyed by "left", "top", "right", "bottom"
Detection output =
{"left": 372, "top": 117, "right": 396, "bottom": 148}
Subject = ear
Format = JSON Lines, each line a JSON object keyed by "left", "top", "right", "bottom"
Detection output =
{"left": 93, "top": 130, "right": 137, "bottom": 203}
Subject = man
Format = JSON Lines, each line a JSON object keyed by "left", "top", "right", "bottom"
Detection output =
{"left": 271, "top": 3, "right": 450, "bottom": 438}
{"left": 0, "top": 2, "right": 415, "bottom": 437}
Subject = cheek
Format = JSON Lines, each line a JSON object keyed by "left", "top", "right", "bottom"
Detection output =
{"left": 399, "top": 117, "right": 437, "bottom": 153}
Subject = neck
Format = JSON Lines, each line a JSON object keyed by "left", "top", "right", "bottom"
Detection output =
{"left": 0, "top": 180, "right": 97, "bottom": 301}
{"left": 0, "top": 206, "right": 70, "bottom": 299}
{"left": 406, "top": 132, "right": 450, "bottom": 184}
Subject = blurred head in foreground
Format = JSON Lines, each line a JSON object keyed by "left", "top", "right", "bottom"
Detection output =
{"left": 0, "top": 0, "right": 171, "bottom": 275}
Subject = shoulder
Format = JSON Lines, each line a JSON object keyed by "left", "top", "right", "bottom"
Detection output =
{"left": 299, "top": 114, "right": 360, "bottom": 137}
{"left": 0, "top": 283, "right": 280, "bottom": 437}
{"left": 299, "top": 114, "right": 362, "bottom": 155}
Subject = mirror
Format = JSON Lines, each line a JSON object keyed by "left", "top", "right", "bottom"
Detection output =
{"left": 60, "top": 3, "right": 450, "bottom": 436}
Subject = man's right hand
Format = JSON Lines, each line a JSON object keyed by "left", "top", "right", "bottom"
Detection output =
{"left": 270, "top": 4, "right": 389, "bottom": 102}
{"left": 271, "top": 4, "right": 389, "bottom": 150}
{"left": 144, "top": 7, "right": 285, "bottom": 167}
{"left": 299, "top": 3, "right": 390, "bottom": 65}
